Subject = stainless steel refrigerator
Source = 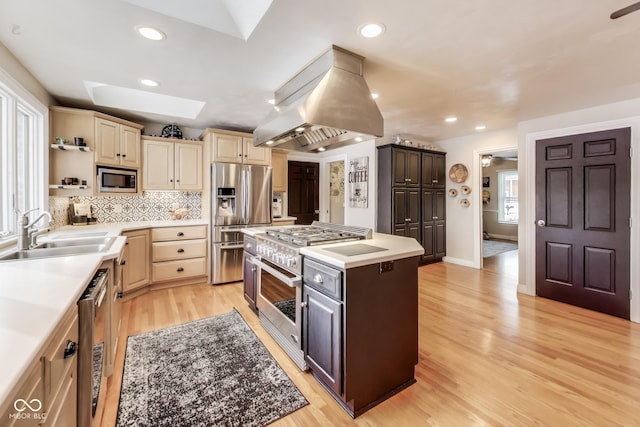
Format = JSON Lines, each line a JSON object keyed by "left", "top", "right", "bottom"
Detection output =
{"left": 211, "top": 163, "right": 272, "bottom": 284}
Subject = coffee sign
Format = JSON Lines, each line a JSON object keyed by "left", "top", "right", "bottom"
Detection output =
{"left": 348, "top": 156, "right": 368, "bottom": 208}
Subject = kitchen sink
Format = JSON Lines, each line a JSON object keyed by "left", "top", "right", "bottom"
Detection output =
{"left": 0, "top": 237, "right": 116, "bottom": 262}
{"left": 37, "top": 236, "right": 116, "bottom": 249}
{"left": 52, "top": 231, "right": 108, "bottom": 239}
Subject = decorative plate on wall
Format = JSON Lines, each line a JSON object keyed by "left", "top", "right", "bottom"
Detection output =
{"left": 449, "top": 163, "right": 469, "bottom": 183}
{"left": 448, "top": 188, "right": 458, "bottom": 197}
{"left": 460, "top": 198, "right": 470, "bottom": 207}
{"left": 460, "top": 185, "right": 472, "bottom": 195}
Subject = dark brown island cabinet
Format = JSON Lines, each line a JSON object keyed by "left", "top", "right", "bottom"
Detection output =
{"left": 377, "top": 145, "right": 447, "bottom": 263}
{"left": 302, "top": 255, "right": 419, "bottom": 417}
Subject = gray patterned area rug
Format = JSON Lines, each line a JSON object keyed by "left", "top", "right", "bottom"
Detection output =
{"left": 483, "top": 239, "right": 518, "bottom": 258}
{"left": 116, "top": 309, "right": 308, "bottom": 427}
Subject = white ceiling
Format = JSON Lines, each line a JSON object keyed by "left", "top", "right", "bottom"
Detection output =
{"left": 1, "top": 0, "right": 639, "bottom": 143}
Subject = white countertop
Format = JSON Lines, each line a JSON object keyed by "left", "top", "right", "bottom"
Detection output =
{"left": 0, "top": 219, "right": 208, "bottom": 407}
{"left": 301, "top": 233, "right": 424, "bottom": 269}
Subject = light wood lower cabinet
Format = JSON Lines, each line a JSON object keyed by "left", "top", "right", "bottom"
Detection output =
{"left": 151, "top": 226, "right": 208, "bottom": 283}
{"left": 122, "top": 229, "right": 150, "bottom": 293}
{"left": 1, "top": 306, "right": 78, "bottom": 427}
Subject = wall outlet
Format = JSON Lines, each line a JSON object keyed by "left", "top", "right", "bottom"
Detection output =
{"left": 113, "top": 204, "right": 122, "bottom": 214}
{"left": 171, "top": 203, "right": 179, "bottom": 210}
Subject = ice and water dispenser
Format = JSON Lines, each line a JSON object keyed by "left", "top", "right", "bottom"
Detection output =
{"left": 217, "top": 188, "right": 236, "bottom": 217}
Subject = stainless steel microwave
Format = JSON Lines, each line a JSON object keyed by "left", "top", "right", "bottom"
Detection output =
{"left": 97, "top": 166, "right": 138, "bottom": 193}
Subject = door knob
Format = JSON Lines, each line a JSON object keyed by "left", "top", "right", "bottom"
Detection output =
{"left": 536, "top": 220, "right": 546, "bottom": 227}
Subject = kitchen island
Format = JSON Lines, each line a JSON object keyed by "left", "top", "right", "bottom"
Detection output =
{"left": 243, "top": 224, "right": 423, "bottom": 417}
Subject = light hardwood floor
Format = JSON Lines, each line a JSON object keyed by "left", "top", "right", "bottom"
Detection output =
{"left": 102, "top": 253, "right": 640, "bottom": 426}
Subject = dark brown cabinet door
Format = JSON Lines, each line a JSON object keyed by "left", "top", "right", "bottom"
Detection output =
{"left": 303, "top": 285, "right": 342, "bottom": 396}
{"left": 535, "top": 127, "right": 631, "bottom": 319}
{"left": 288, "top": 161, "right": 319, "bottom": 224}
{"left": 392, "top": 148, "right": 420, "bottom": 187}
{"left": 393, "top": 189, "right": 420, "bottom": 237}
{"left": 422, "top": 152, "right": 446, "bottom": 188}
{"left": 406, "top": 151, "right": 420, "bottom": 187}
{"left": 422, "top": 189, "right": 446, "bottom": 261}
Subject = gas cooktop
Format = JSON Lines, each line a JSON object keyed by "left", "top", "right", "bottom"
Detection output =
{"left": 264, "top": 222, "right": 371, "bottom": 247}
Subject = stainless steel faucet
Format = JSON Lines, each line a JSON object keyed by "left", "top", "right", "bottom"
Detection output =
{"left": 17, "top": 209, "right": 53, "bottom": 250}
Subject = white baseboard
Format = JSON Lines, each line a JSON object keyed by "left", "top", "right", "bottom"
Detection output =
{"left": 442, "top": 256, "right": 478, "bottom": 269}
{"left": 486, "top": 233, "right": 518, "bottom": 242}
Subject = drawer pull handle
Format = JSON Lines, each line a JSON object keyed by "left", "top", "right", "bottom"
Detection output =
{"left": 64, "top": 340, "right": 77, "bottom": 359}
{"left": 313, "top": 273, "right": 323, "bottom": 284}
{"left": 177, "top": 267, "right": 184, "bottom": 272}
{"left": 301, "top": 302, "right": 308, "bottom": 308}
{"left": 117, "top": 292, "right": 123, "bottom": 299}
{"left": 177, "top": 232, "right": 185, "bottom": 237}
{"left": 120, "top": 259, "right": 126, "bottom": 265}
{"left": 177, "top": 248, "right": 185, "bottom": 253}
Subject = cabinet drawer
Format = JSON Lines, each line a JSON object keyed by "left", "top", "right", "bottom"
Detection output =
{"left": 152, "top": 257, "right": 206, "bottom": 282}
{"left": 44, "top": 311, "right": 78, "bottom": 406}
{"left": 151, "top": 225, "right": 207, "bottom": 242}
{"left": 1, "top": 360, "right": 44, "bottom": 426}
{"left": 152, "top": 239, "right": 207, "bottom": 262}
{"left": 303, "top": 258, "right": 342, "bottom": 300}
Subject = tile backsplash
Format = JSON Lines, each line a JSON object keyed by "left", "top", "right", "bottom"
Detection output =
{"left": 50, "top": 191, "right": 202, "bottom": 227}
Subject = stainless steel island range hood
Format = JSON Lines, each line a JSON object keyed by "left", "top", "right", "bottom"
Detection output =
{"left": 253, "top": 45, "right": 383, "bottom": 152}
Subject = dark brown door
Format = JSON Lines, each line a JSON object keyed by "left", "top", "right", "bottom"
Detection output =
{"left": 288, "top": 161, "right": 319, "bottom": 225}
{"left": 535, "top": 128, "right": 631, "bottom": 319}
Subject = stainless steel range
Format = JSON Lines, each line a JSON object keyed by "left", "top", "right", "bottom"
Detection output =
{"left": 252, "top": 221, "right": 372, "bottom": 369}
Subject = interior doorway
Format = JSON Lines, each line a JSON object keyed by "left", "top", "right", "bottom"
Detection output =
{"left": 328, "top": 160, "right": 345, "bottom": 224}
{"left": 288, "top": 161, "right": 320, "bottom": 225}
{"left": 478, "top": 148, "right": 519, "bottom": 272}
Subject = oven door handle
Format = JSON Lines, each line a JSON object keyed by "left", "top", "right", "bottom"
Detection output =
{"left": 219, "top": 243, "right": 244, "bottom": 250}
{"left": 256, "top": 259, "right": 301, "bottom": 287}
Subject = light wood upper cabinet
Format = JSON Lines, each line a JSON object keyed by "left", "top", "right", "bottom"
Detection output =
{"left": 202, "top": 128, "right": 271, "bottom": 165}
{"left": 175, "top": 142, "right": 203, "bottom": 190}
{"left": 211, "top": 133, "right": 243, "bottom": 163}
{"left": 95, "top": 118, "right": 141, "bottom": 168}
{"left": 243, "top": 137, "right": 271, "bottom": 165}
{"left": 271, "top": 150, "right": 287, "bottom": 192}
{"left": 142, "top": 138, "right": 203, "bottom": 191}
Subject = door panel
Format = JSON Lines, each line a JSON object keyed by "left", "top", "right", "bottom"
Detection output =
{"left": 546, "top": 168, "right": 572, "bottom": 228}
{"left": 584, "top": 165, "right": 614, "bottom": 231}
{"left": 535, "top": 127, "right": 631, "bottom": 319}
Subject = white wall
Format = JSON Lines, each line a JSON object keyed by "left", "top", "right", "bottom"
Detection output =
{"left": 517, "top": 98, "right": 640, "bottom": 323}
{"left": 0, "top": 42, "right": 55, "bottom": 107}
{"left": 436, "top": 128, "right": 518, "bottom": 268}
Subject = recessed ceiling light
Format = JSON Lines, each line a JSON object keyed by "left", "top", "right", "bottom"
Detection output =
{"left": 445, "top": 117, "right": 458, "bottom": 123}
{"left": 317, "top": 147, "right": 326, "bottom": 152}
{"left": 371, "top": 92, "right": 379, "bottom": 99}
{"left": 359, "top": 22, "right": 386, "bottom": 38}
{"left": 265, "top": 140, "right": 274, "bottom": 145}
{"left": 355, "top": 136, "right": 363, "bottom": 142}
{"left": 140, "top": 79, "right": 159, "bottom": 87}
{"left": 475, "top": 125, "right": 486, "bottom": 131}
{"left": 295, "top": 127, "right": 305, "bottom": 132}
{"left": 267, "top": 99, "right": 275, "bottom": 105}
{"left": 135, "top": 26, "right": 166, "bottom": 41}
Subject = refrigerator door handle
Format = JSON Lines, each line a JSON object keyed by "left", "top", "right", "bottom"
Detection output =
{"left": 244, "top": 166, "right": 250, "bottom": 223}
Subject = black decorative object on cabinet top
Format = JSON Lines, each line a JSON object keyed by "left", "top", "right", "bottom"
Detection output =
{"left": 161, "top": 124, "right": 183, "bottom": 139}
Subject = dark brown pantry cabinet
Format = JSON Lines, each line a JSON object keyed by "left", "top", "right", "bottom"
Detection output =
{"left": 377, "top": 145, "right": 447, "bottom": 262}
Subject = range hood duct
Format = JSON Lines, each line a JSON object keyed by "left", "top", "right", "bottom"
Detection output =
{"left": 253, "top": 45, "right": 383, "bottom": 152}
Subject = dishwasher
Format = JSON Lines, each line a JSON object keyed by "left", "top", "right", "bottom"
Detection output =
{"left": 77, "top": 268, "right": 109, "bottom": 427}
